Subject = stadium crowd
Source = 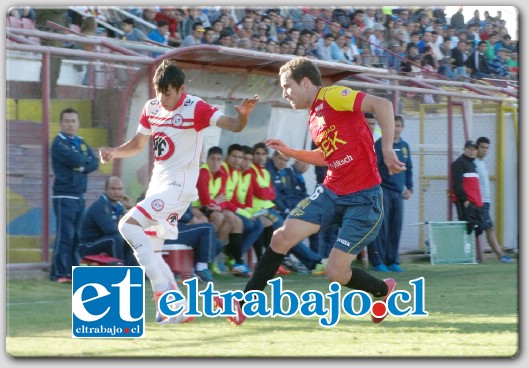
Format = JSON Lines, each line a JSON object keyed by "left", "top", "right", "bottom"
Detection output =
{"left": 8, "top": 6, "right": 519, "bottom": 82}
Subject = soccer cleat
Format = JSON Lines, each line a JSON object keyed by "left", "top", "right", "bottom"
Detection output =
{"left": 276, "top": 265, "right": 291, "bottom": 275}
{"left": 213, "top": 296, "right": 246, "bottom": 326}
{"left": 311, "top": 262, "right": 326, "bottom": 275}
{"left": 232, "top": 263, "right": 252, "bottom": 277}
{"left": 372, "top": 264, "right": 391, "bottom": 272}
{"left": 225, "top": 256, "right": 235, "bottom": 271}
{"left": 153, "top": 291, "right": 195, "bottom": 324}
{"left": 56, "top": 276, "right": 72, "bottom": 284}
{"left": 387, "top": 263, "right": 404, "bottom": 272}
{"left": 500, "top": 255, "right": 515, "bottom": 263}
{"left": 211, "top": 259, "right": 227, "bottom": 275}
{"left": 371, "top": 278, "right": 397, "bottom": 324}
{"left": 194, "top": 269, "right": 214, "bottom": 283}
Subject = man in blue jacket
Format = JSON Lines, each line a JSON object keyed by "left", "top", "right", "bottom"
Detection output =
{"left": 51, "top": 107, "right": 99, "bottom": 282}
{"left": 368, "top": 115, "right": 413, "bottom": 272}
{"left": 79, "top": 176, "right": 136, "bottom": 266}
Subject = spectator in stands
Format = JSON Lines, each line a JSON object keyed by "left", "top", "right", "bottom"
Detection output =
{"left": 121, "top": 17, "right": 147, "bottom": 42}
{"left": 299, "top": 7, "right": 319, "bottom": 31}
{"left": 50, "top": 108, "right": 99, "bottom": 283}
{"left": 238, "top": 15, "right": 255, "bottom": 35}
{"left": 266, "top": 39, "right": 279, "bottom": 54}
{"left": 400, "top": 43, "right": 421, "bottom": 73}
{"left": 396, "top": 8, "right": 411, "bottom": 24}
{"left": 181, "top": 22, "right": 205, "bottom": 47}
{"left": 450, "top": 7, "right": 465, "bottom": 30}
{"left": 369, "top": 23, "right": 386, "bottom": 58}
{"left": 489, "top": 47, "right": 513, "bottom": 79}
{"left": 135, "top": 7, "right": 157, "bottom": 35}
{"left": 466, "top": 9, "right": 481, "bottom": 29}
{"left": 153, "top": 6, "right": 181, "bottom": 46}
{"left": 451, "top": 40, "right": 471, "bottom": 79}
{"left": 19, "top": 6, "right": 36, "bottom": 21}
{"left": 351, "top": 9, "right": 366, "bottom": 30}
{"left": 495, "top": 34, "right": 515, "bottom": 54}
{"left": 484, "top": 33, "right": 499, "bottom": 60}
{"left": 79, "top": 176, "right": 137, "bottom": 266}
{"left": 148, "top": 19, "right": 169, "bottom": 45}
{"left": 202, "top": 27, "right": 216, "bottom": 45}
{"left": 210, "top": 19, "right": 223, "bottom": 40}
{"left": 466, "top": 41, "right": 493, "bottom": 79}
{"left": 316, "top": 33, "right": 336, "bottom": 61}
{"left": 216, "top": 30, "right": 233, "bottom": 47}
{"left": 218, "top": 13, "right": 236, "bottom": 36}
{"left": 328, "top": 34, "right": 351, "bottom": 64}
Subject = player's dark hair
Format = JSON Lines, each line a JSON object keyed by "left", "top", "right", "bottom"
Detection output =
{"left": 395, "top": 115, "right": 404, "bottom": 126}
{"left": 476, "top": 136, "right": 490, "bottom": 145}
{"left": 279, "top": 57, "right": 322, "bottom": 87}
{"left": 60, "top": 107, "right": 79, "bottom": 121}
{"left": 253, "top": 142, "right": 268, "bottom": 153}
{"left": 207, "top": 146, "right": 223, "bottom": 157}
{"left": 227, "top": 143, "right": 243, "bottom": 155}
{"left": 241, "top": 145, "right": 254, "bottom": 155}
{"left": 153, "top": 59, "right": 186, "bottom": 94}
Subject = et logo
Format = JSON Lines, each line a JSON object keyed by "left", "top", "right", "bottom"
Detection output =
{"left": 72, "top": 266, "right": 145, "bottom": 338}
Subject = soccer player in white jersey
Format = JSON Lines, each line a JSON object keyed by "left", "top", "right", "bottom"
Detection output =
{"left": 99, "top": 59, "right": 259, "bottom": 324}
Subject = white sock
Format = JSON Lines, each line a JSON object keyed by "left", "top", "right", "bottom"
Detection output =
{"left": 195, "top": 262, "right": 208, "bottom": 272}
{"left": 146, "top": 234, "right": 180, "bottom": 290}
{"left": 119, "top": 222, "right": 169, "bottom": 292}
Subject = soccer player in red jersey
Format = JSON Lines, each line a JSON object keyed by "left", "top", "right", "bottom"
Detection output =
{"left": 229, "top": 57, "right": 406, "bottom": 325}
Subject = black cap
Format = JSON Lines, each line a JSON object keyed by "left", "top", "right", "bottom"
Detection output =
{"left": 464, "top": 140, "right": 478, "bottom": 149}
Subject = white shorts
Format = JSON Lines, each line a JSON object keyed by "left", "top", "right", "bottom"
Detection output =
{"left": 128, "top": 187, "right": 192, "bottom": 240}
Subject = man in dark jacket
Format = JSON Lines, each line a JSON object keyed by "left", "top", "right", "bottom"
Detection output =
{"left": 368, "top": 115, "right": 413, "bottom": 272}
{"left": 451, "top": 140, "right": 483, "bottom": 235}
{"left": 466, "top": 41, "right": 493, "bottom": 79}
{"left": 79, "top": 176, "right": 136, "bottom": 266}
{"left": 51, "top": 107, "right": 99, "bottom": 282}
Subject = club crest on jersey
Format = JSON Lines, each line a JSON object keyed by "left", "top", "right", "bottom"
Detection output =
{"left": 172, "top": 114, "right": 184, "bottom": 127}
{"left": 402, "top": 146, "right": 409, "bottom": 159}
{"left": 341, "top": 89, "right": 351, "bottom": 96}
{"left": 166, "top": 213, "right": 178, "bottom": 226}
{"left": 151, "top": 199, "right": 164, "bottom": 211}
{"left": 152, "top": 132, "right": 175, "bottom": 161}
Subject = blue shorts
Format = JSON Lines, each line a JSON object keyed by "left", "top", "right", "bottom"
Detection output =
{"left": 480, "top": 202, "right": 494, "bottom": 230}
{"left": 287, "top": 184, "right": 383, "bottom": 255}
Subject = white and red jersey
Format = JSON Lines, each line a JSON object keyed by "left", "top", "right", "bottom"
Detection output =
{"left": 138, "top": 93, "right": 223, "bottom": 201}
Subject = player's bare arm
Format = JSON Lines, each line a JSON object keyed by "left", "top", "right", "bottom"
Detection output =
{"left": 361, "top": 95, "right": 406, "bottom": 175}
{"left": 265, "top": 138, "right": 327, "bottom": 166}
{"left": 216, "top": 95, "right": 259, "bottom": 132}
{"left": 99, "top": 132, "right": 150, "bottom": 164}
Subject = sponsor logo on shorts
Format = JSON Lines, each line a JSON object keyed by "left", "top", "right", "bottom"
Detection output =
{"left": 72, "top": 266, "right": 145, "bottom": 338}
{"left": 151, "top": 199, "right": 164, "bottom": 211}
{"left": 337, "top": 238, "right": 351, "bottom": 247}
{"left": 341, "top": 88, "right": 351, "bottom": 96}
